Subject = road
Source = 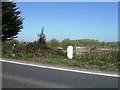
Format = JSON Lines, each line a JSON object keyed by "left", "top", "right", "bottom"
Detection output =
{"left": 2, "top": 61, "right": 119, "bottom": 88}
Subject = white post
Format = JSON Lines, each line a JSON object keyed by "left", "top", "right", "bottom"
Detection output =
{"left": 12, "top": 43, "right": 16, "bottom": 57}
{"left": 67, "top": 45, "right": 73, "bottom": 59}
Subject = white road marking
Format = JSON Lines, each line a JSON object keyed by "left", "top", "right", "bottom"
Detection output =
{"left": 0, "top": 59, "right": 119, "bottom": 77}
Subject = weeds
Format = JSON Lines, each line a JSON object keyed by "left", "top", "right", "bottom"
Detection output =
{"left": 2, "top": 41, "right": 119, "bottom": 71}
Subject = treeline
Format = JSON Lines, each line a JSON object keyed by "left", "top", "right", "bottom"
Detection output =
{"left": 2, "top": 38, "right": 118, "bottom": 51}
{"left": 2, "top": 38, "right": 118, "bottom": 56}
{"left": 47, "top": 38, "right": 118, "bottom": 49}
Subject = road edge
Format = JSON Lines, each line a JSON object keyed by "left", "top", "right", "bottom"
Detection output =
{"left": 1, "top": 59, "right": 120, "bottom": 78}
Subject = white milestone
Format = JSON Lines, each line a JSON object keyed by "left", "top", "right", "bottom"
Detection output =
{"left": 67, "top": 45, "right": 73, "bottom": 59}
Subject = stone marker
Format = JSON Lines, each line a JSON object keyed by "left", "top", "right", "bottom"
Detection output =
{"left": 67, "top": 45, "right": 73, "bottom": 59}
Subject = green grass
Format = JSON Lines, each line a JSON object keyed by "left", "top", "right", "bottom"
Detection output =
{"left": 2, "top": 52, "right": 119, "bottom": 71}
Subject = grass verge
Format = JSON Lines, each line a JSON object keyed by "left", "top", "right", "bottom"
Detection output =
{"left": 2, "top": 52, "right": 119, "bottom": 72}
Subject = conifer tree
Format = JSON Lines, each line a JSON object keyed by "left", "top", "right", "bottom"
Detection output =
{"left": 37, "top": 27, "right": 47, "bottom": 49}
{"left": 2, "top": 2, "right": 23, "bottom": 41}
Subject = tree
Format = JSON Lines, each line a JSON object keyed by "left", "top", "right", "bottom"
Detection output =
{"left": 37, "top": 27, "right": 47, "bottom": 49}
{"left": 48, "top": 39, "right": 60, "bottom": 48}
{"left": 61, "top": 38, "right": 72, "bottom": 50}
{"left": 2, "top": 2, "right": 23, "bottom": 41}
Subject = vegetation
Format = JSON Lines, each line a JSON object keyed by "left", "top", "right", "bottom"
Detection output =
{"left": 60, "top": 39, "right": 118, "bottom": 49}
{"left": 2, "top": 39, "right": 119, "bottom": 71}
{"left": 37, "top": 27, "right": 47, "bottom": 49}
{"left": 2, "top": 2, "right": 23, "bottom": 41}
{"left": 47, "top": 38, "right": 60, "bottom": 48}
{"left": 61, "top": 38, "right": 73, "bottom": 50}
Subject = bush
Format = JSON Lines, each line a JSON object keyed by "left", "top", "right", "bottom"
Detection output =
{"left": 34, "top": 47, "right": 66, "bottom": 57}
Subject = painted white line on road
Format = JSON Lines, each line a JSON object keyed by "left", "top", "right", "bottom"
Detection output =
{"left": 1, "top": 59, "right": 120, "bottom": 77}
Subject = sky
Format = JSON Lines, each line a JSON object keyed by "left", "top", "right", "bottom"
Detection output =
{"left": 16, "top": 2, "right": 118, "bottom": 42}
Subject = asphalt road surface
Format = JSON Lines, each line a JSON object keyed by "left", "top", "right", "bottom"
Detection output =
{"left": 2, "top": 61, "right": 119, "bottom": 88}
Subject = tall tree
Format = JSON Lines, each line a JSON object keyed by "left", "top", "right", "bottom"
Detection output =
{"left": 37, "top": 27, "right": 47, "bottom": 49}
{"left": 2, "top": 2, "right": 23, "bottom": 41}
